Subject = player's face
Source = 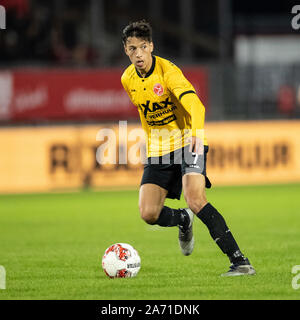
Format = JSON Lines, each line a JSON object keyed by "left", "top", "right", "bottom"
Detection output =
{"left": 124, "top": 37, "right": 154, "bottom": 75}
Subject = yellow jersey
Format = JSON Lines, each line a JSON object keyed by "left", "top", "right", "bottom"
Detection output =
{"left": 121, "top": 55, "right": 207, "bottom": 157}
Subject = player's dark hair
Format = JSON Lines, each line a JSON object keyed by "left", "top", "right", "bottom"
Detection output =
{"left": 122, "top": 20, "right": 152, "bottom": 44}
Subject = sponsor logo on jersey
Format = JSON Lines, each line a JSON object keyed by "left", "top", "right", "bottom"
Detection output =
{"left": 138, "top": 97, "right": 177, "bottom": 126}
{"left": 146, "top": 114, "right": 177, "bottom": 126}
{"left": 139, "top": 97, "right": 174, "bottom": 117}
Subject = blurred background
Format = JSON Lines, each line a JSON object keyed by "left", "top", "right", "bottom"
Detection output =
{"left": 1, "top": 0, "right": 300, "bottom": 193}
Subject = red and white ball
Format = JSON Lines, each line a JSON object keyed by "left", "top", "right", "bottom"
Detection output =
{"left": 102, "top": 243, "right": 141, "bottom": 278}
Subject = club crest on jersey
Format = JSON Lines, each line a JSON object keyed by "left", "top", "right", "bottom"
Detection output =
{"left": 153, "top": 83, "right": 164, "bottom": 96}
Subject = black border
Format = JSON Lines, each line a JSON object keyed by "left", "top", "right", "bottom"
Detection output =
{"left": 0, "top": 300, "right": 293, "bottom": 319}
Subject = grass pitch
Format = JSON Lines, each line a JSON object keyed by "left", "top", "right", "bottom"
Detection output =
{"left": 0, "top": 183, "right": 299, "bottom": 300}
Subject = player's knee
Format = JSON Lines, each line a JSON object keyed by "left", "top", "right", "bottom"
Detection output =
{"left": 139, "top": 205, "right": 160, "bottom": 225}
{"left": 185, "top": 194, "right": 207, "bottom": 214}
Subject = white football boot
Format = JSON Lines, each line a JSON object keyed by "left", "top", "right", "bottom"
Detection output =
{"left": 221, "top": 258, "right": 256, "bottom": 277}
{"left": 178, "top": 208, "right": 194, "bottom": 256}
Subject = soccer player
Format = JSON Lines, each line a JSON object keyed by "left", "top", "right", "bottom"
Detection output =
{"left": 121, "top": 20, "right": 255, "bottom": 276}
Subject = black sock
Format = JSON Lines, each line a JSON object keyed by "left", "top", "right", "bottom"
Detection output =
{"left": 155, "top": 206, "right": 187, "bottom": 228}
{"left": 196, "top": 203, "right": 246, "bottom": 264}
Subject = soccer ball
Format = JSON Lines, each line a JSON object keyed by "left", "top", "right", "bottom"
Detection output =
{"left": 102, "top": 243, "right": 141, "bottom": 278}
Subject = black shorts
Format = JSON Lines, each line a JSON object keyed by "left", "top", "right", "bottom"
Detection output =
{"left": 141, "top": 145, "right": 211, "bottom": 200}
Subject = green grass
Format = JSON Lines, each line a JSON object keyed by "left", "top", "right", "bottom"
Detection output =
{"left": 0, "top": 184, "right": 300, "bottom": 300}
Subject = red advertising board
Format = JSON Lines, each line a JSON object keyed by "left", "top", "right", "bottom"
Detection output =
{"left": 0, "top": 67, "right": 208, "bottom": 122}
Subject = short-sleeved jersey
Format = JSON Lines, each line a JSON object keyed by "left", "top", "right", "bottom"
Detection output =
{"left": 121, "top": 55, "right": 207, "bottom": 157}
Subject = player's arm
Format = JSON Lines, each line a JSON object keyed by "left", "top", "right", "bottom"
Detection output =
{"left": 165, "top": 68, "right": 205, "bottom": 154}
{"left": 180, "top": 92, "right": 205, "bottom": 137}
{"left": 180, "top": 92, "right": 205, "bottom": 154}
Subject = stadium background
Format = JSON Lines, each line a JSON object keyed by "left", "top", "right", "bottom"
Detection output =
{"left": 1, "top": 0, "right": 300, "bottom": 193}
{"left": 0, "top": 0, "right": 300, "bottom": 300}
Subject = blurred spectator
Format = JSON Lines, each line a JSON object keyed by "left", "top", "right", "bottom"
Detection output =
{"left": 50, "top": 4, "right": 96, "bottom": 66}
{"left": 296, "top": 85, "right": 300, "bottom": 116}
{"left": 278, "top": 86, "right": 295, "bottom": 118}
{"left": 0, "top": 0, "right": 95, "bottom": 65}
{"left": 23, "top": 3, "right": 53, "bottom": 61}
{"left": 1, "top": 0, "right": 29, "bottom": 18}
{"left": 0, "top": 0, "right": 52, "bottom": 63}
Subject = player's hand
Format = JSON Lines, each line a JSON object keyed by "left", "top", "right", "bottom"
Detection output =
{"left": 188, "top": 136, "right": 204, "bottom": 155}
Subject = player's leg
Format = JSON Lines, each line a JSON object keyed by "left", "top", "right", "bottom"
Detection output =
{"left": 138, "top": 183, "right": 167, "bottom": 224}
{"left": 183, "top": 173, "right": 243, "bottom": 259}
{"left": 139, "top": 183, "right": 190, "bottom": 228}
{"left": 183, "top": 173, "right": 244, "bottom": 258}
{"left": 139, "top": 159, "right": 194, "bottom": 255}
{"left": 182, "top": 173, "right": 255, "bottom": 276}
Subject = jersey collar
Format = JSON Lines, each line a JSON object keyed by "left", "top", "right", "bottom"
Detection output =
{"left": 135, "top": 55, "right": 156, "bottom": 78}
